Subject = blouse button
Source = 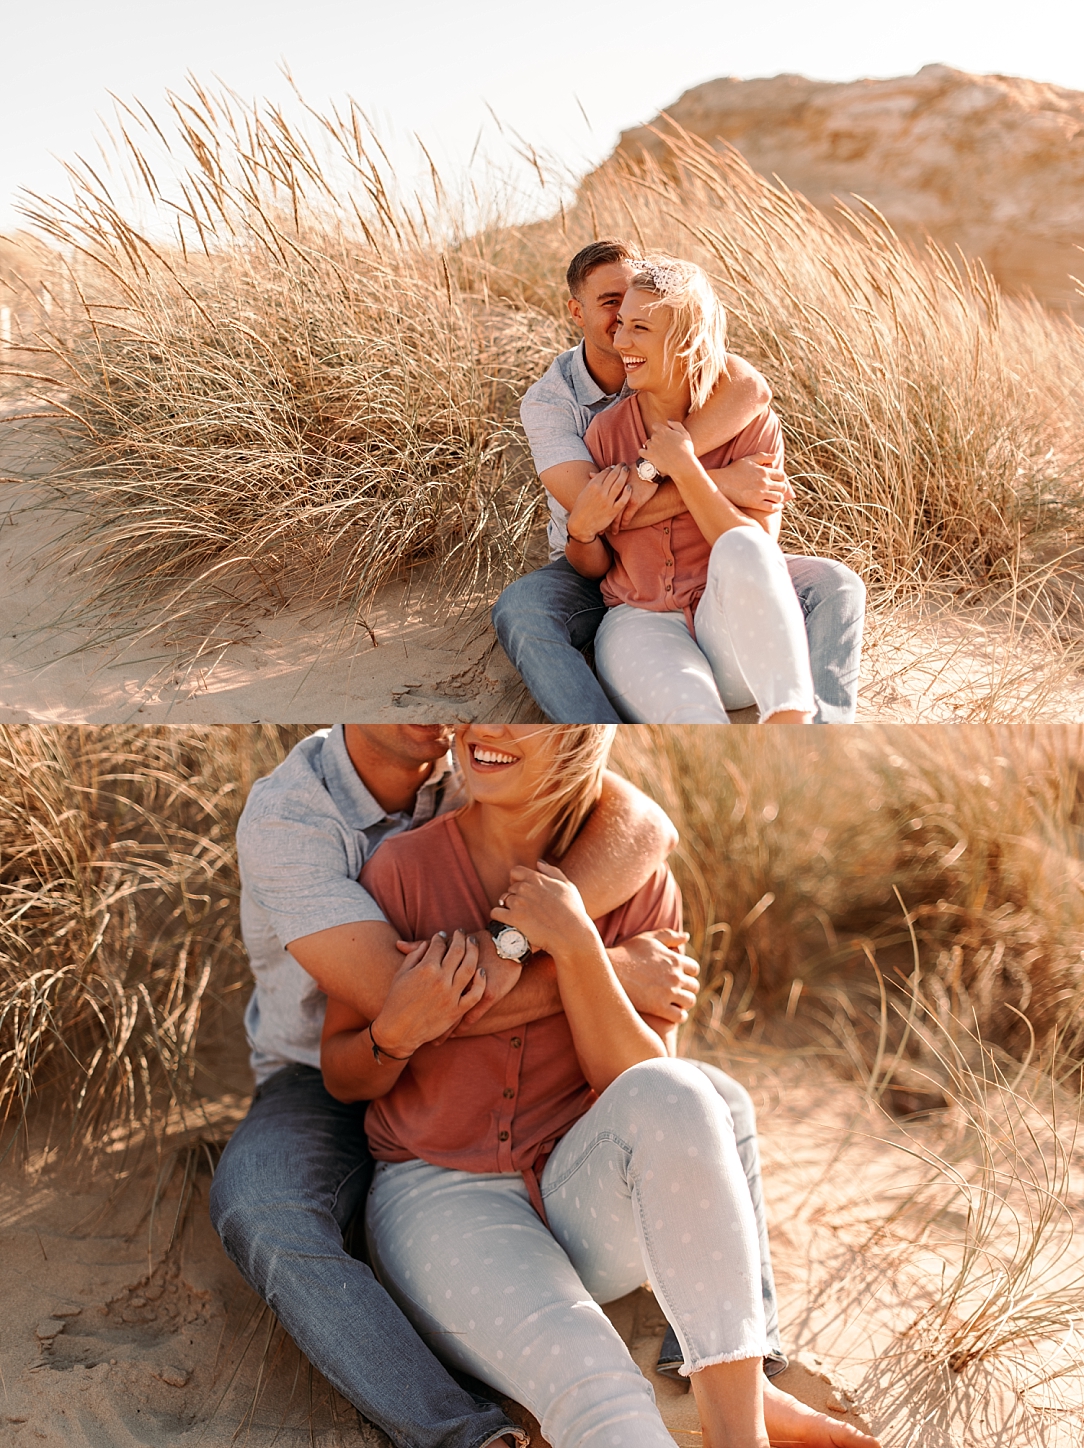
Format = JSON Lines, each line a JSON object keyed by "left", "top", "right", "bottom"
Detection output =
{"left": 663, "top": 527, "right": 669, "bottom": 535}
{"left": 665, "top": 583, "right": 672, "bottom": 592}
{"left": 498, "top": 1130, "right": 510, "bottom": 1141}
{"left": 502, "top": 1087, "right": 515, "bottom": 1099}
{"left": 510, "top": 1036, "right": 522, "bottom": 1048}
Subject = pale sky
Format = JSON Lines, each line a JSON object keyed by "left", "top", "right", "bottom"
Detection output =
{"left": 4, "top": 0, "right": 1084, "bottom": 231}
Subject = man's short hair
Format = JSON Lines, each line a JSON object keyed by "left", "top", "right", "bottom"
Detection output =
{"left": 566, "top": 240, "right": 638, "bottom": 299}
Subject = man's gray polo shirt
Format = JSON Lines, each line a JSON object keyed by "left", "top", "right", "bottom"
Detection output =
{"left": 520, "top": 341, "right": 628, "bottom": 559}
{"left": 237, "top": 726, "right": 463, "bottom": 1083}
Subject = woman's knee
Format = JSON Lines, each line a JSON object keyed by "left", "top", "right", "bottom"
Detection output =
{"left": 708, "top": 524, "right": 778, "bottom": 581}
{"left": 682, "top": 1061, "right": 755, "bottom": 1144}
{"left": 617, "top": 1057, "right": 735, "bottom": 1134}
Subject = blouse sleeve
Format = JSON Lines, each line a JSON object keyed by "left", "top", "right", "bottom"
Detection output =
{"left": 599, "top": 864, "right": 682, "bottom": 946}
{"left": 583, "top": 413, "right": 613, "bottom": 469}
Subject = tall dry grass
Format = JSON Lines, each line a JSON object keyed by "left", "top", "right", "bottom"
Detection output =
{"left": 3, "top": 85, "right": 563, "bottom": 642}
{"left": 568, "top": 128, "right": 1084, "bottom": 601}
{"left": 0, "top": 725, "right": 305, "bottom": 1156}
{"left": 4, "top": 88, "right": 1084, "bottom": 684}
{"left": 611, "top": 724, "right": 1084, "bottom": 1073}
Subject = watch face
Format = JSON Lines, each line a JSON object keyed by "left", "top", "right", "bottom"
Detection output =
{"left": 636, "top": 458, "right": 658, "bottom": 482}
{"left": 495, "top": 927, "right": 529, "bottom": 960}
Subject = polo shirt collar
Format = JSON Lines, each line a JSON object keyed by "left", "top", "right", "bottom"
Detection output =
{"left": 320, "top": 724, "right": 453, "bottom": 832}
{"left": 568, "top": 340, "right": 623, "bottom": 408}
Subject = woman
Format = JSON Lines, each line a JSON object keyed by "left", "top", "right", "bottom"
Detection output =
{"left": 565, "top": 258, "right": 816, "bottom": 725}
{"left": 320, "top": 726, "right": 880, "bottom": 1448}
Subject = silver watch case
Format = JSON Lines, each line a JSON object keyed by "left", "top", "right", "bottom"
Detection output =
{"left": 487, "top": 921, "right": 531, "bottom": 961}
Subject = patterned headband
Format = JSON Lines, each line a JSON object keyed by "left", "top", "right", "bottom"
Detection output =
{"left": 632, "top": 261, "right": 686, "bottom": 295}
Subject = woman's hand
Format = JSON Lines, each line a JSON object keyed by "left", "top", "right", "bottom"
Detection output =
{"left": 638, "top": 419, "right": 699, "bottom": 483}
{"left": 490, "top": 862, "right": 599, "bottom": 961}
{"left": 370, "top": 930, "right": 487, "bottom": 1056}
{"left": 567, "top": 465, "right": 632, "bottom": 544}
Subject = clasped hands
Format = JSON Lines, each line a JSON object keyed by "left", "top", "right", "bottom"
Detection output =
{"left": 376, "top": 863, "right": 700, "bottom": 1055}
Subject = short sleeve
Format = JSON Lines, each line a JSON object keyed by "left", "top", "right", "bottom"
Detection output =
{"left": 729, "top": 409, "right": 784, "bottom": 469}
{"left": 237, "top": 802, "right": 386, "bottom": 948}
{"left": 359, "top": 844, "right": 413, "bottom": 942}
{"left": 520, "top": 387, "right": 595, "bottom": 474}
{"left": 599, "top": 865, "right": 682, "bottom": 946}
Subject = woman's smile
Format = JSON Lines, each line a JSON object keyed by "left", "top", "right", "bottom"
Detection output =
{"left": 467, "top": 741, "right": 522, "bottom": 773}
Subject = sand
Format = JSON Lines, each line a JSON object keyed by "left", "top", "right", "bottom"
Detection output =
{"left": 4, "top": 1048, "right": 1080, "bottom": 1448}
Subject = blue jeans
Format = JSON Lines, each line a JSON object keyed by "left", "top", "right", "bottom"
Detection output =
{"left": 491, "top": 554, "right": 865, "bottom": 724}
{"left": 208, "top": 1064, "right": 517, "bottom": 1448}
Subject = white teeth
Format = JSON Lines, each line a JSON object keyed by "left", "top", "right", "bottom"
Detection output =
{"left": 474, "top": 748, "right": 517, "bottom": 765}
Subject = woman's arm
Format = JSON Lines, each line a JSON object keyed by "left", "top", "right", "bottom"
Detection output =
{"left": 639, "top": 420, "right": 765, "bottom": 547}
{"left": 320, "top": 932, "right": 486, "bottom": 1102}
{"left": 491, "top": 864, "right": 668, "bottom": 1093}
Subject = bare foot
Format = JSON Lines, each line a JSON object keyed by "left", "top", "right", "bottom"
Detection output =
{"left": 762, "top": 1380, "right": 880, "bottom": 1448}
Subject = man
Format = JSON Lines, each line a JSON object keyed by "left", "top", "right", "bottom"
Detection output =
{"left": 211, "top": 726, "right": 856, "bottom": 1448}
{"left": 492, "top": 240, "right": 866, "bottom": 724}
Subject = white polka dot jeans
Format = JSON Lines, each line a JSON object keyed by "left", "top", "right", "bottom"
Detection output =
{"left": 366, "top": 1058, "right": 768, "bottom": 1448}
{"left": 594, "top": 526, "right": 817, "bottom": 723}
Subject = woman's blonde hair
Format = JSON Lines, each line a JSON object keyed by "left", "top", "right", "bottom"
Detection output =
{"left": 627, "top": 255, "right": 729, "bottom": 411}
{"left": 461, "top": 727, "right": 616, "bottom": 860}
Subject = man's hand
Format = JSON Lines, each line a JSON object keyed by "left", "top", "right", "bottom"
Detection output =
{"left": 609, "top": 930, "right": 700, "bottom": 1023}
{"left": 713, "top": 452, "right": 793, "bottom": 512}
{"left": 457, "top": 930, "right": 523, "bottom": 1028}
{"left": 397, "top": 931, "right": 522, "bottom": 1032}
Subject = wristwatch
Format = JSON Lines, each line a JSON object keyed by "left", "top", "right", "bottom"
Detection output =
{"left": 636, "top": 458, "right": 660, "bottom": 482}
{"left": 487, "top": 920, "right": 532, "bottom": 961}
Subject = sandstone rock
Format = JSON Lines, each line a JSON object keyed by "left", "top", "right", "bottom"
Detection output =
{"left": 609, "top": 64, "right": 1084, "bottom": 312}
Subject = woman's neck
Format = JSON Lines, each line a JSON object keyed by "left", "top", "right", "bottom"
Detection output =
{"left": 636, "top": 379, "right": 692, "bottom": 431}
{"left": 456, "top": 801, "right": 553, "bottom": 907}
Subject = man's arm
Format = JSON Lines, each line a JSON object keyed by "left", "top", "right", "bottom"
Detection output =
{"left": 287, "top": 770, "right": 678, "bottom": 1031}
{"left": 539, "top": 354, "right": 774, "bottom": 530}
{"left": 684, "top": 353, "right": 772, "bottom": 454}
{"left": 560, "top": 770, "right": 677, "bottom": 917}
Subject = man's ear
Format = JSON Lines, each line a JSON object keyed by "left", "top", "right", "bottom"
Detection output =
{"left": 567, "top": 294, "right": 585, "bottom": 330}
